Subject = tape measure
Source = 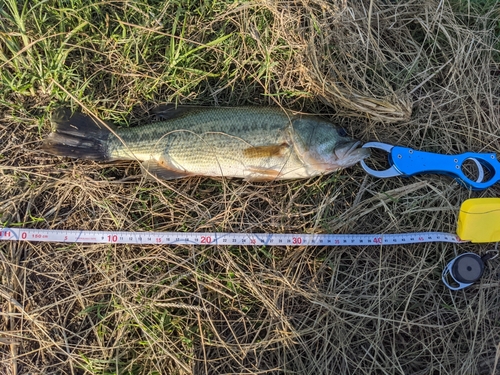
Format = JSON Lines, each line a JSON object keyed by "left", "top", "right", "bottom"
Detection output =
{"left": 0, "top": 227, "right": 463, "bottom": 246}
{"left": 1, "top": 198, "right": 496, "bottom": 246}
{"left": 2, "top": 198, "right": 499, "bottom": 291}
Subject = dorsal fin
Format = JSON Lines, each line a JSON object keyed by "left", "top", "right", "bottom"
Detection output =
{"left": 152, "top": 104, "right": 210, "bottom": 121}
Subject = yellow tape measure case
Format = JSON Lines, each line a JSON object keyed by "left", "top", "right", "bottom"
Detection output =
{"left": 457, "top": 198, "right": 500, "bottom": 243}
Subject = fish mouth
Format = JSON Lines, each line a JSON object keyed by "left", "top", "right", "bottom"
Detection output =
{"left": 333, "top": 141, "right": 370, "bottom": 167}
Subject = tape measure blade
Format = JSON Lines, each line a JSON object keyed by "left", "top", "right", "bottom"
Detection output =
{"left": 0, "top": 227, "right": 464, "bottom": 246}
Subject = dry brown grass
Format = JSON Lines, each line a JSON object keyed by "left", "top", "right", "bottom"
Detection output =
{"left": 1, "top": 0, "right": 500, "bottom": 374}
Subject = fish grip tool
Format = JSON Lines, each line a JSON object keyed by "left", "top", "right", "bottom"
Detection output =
{"left": 360, "top": 142, "right": 500, "bottom": 190}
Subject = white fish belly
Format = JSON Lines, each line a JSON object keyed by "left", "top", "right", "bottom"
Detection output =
{"left": 162, "top": 131, "right": 313, "bottom": 180}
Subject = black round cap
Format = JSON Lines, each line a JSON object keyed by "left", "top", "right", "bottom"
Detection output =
{"left": 452, "top": 253, "right": 484, "bottom": 284}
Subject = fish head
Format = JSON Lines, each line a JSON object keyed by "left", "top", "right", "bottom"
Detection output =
{"left": 291, "top": 118, "right": 370, "bottom": 173}
{"left": 311, "top": 137, "right": 370, "bottom": 171}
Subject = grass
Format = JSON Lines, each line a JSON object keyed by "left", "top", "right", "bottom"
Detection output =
{"left": 1, "top": 0, "right": 500, "bottom": 374}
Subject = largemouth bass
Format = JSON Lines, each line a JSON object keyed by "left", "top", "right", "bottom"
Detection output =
{"left": 42, "top": 106, "right": 369, "bottom": 181}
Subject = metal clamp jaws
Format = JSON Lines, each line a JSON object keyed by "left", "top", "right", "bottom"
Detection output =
{"left": 359, "top": 142, "right": 500, "bottom": 190}
{"left": 359, "top": 142, "right": 401, "bottom": 178}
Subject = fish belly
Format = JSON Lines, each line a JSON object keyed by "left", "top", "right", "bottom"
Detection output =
{"left": 162, "top": 132, "right": 311, "bottom": 180}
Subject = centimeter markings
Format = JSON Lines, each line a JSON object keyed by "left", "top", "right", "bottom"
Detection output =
{"left": 0, "top": 227, "right": 463, "bottom": 246}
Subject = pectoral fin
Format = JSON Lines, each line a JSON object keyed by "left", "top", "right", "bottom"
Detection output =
{"left": 243, "top": 142, "right": 290, "bottom": 158}
{"left": 141, "top": 159, "right": 193, "bottom": 180}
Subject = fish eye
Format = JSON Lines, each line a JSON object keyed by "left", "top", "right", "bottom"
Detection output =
{"left": 337, "top": 128, "right": 348, "bottom": 137}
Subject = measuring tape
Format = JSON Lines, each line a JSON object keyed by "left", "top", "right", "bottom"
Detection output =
{"left": 3, "top": 199, "right": 497, "bottom": 291}
{"left": 0, "top": 227, "right": 463, "bottom": 246}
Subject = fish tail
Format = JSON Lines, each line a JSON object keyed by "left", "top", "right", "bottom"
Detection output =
{"left": 42, "top": 108, "right": 116, "bottom": 161}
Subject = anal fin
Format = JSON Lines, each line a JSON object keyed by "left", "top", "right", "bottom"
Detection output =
{"left": 141, "top": 159, "right": 193, "bottom": 180}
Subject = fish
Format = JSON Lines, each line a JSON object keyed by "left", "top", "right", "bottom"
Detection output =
{"left": 42, "top": 106, "right": 369, "bottom": 181}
